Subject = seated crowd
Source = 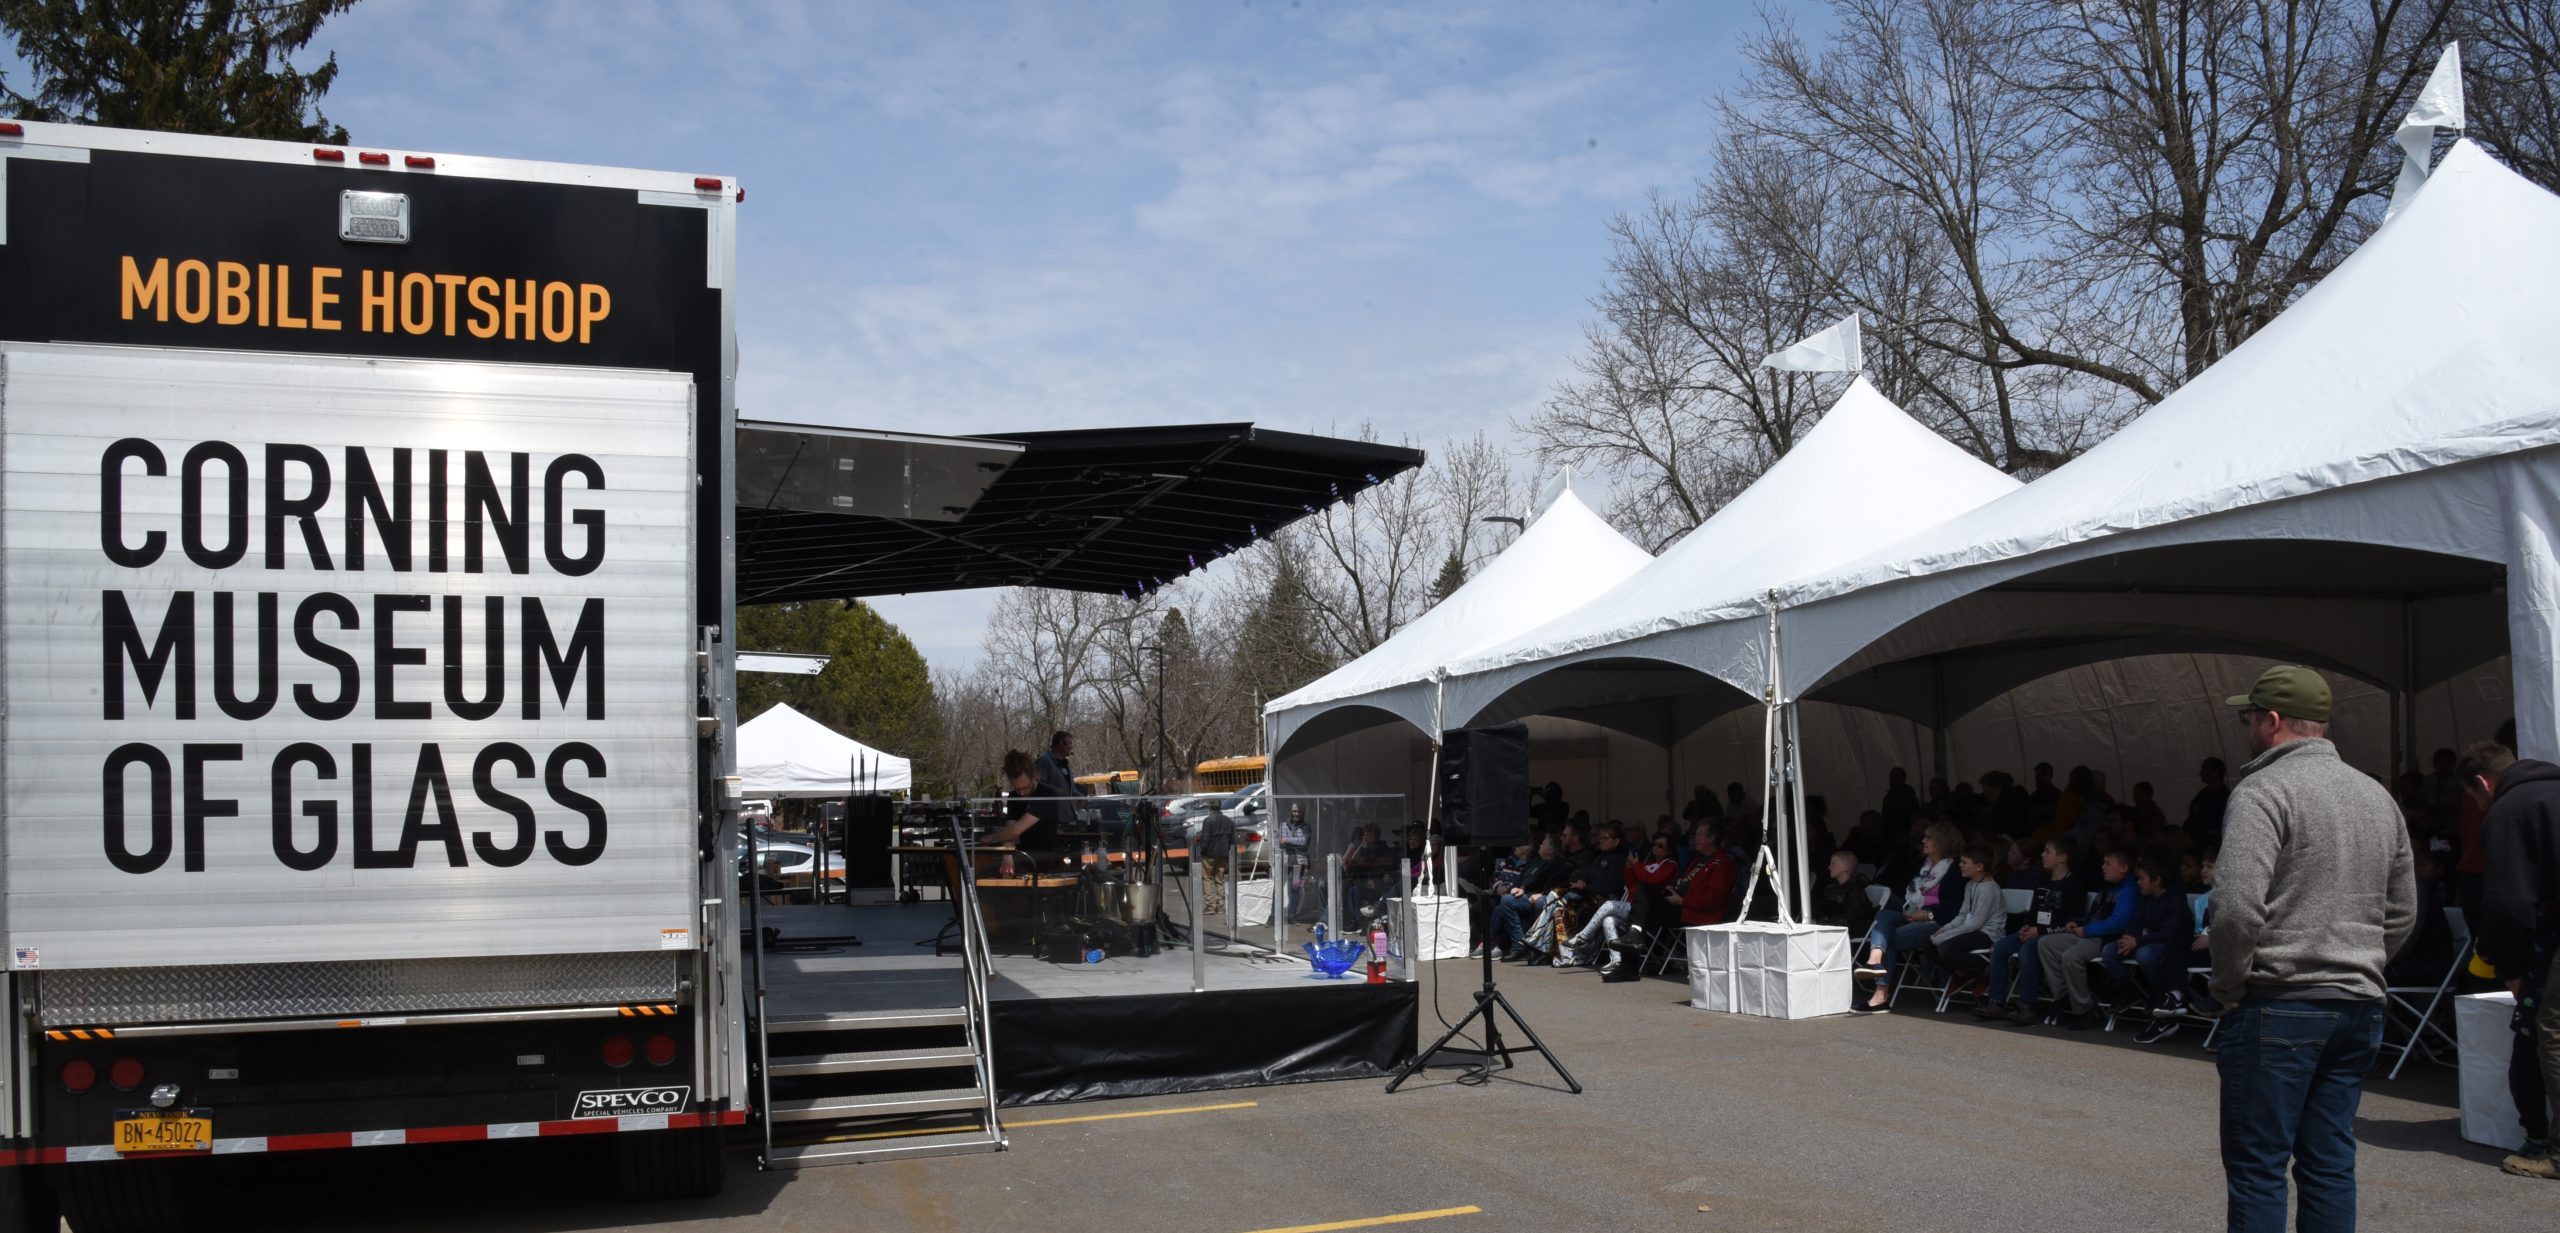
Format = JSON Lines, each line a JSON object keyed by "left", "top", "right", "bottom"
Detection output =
{"left": 1439, "top": 748, "right": 2460, "bottom": 1047}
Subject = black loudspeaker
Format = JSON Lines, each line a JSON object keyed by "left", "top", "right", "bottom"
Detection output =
{"left": 1439, "top": 723, "right": 1531, "bottom": 848}
{"left": 843, "top": 794, "right": 895, "bottom": 889}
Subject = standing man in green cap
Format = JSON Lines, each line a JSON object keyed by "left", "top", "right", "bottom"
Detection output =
{"left": 2210, "top": 665, "right": 2417, "bottom": 1233}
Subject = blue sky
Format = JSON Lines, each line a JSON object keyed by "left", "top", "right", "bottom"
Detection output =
{"left": 82, "top": 0, "right": 1768, "bottom": 672}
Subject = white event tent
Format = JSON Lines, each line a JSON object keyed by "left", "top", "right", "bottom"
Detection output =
{"left": 1764, "top": 139, "right": 2558, "bottom": 764}
{"left": 1266, "top": 480, "right": 1651, "bottom": 770}
{"left": 1436, "top": 377, "right": 2022, "bottom": 743}
{"left": 736, "top": 703, "right": 913, "bottom": 797}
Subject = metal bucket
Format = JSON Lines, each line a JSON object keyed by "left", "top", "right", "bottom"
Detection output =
{"left": 1097, "top": 880, "right": 1158, "bottom": 924}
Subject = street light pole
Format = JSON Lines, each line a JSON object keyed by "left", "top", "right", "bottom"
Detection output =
{"left": 1138, "top": 642, "right": 1167, "bottom": 795}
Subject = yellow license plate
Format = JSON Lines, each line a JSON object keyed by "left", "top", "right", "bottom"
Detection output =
{"left": 114, "top": 1111, "right": 211, "bottom": 1154}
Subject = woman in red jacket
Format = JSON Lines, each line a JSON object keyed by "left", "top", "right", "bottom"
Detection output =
{"left": 1679, "top": 821, "right": 1739, "bottom": 927}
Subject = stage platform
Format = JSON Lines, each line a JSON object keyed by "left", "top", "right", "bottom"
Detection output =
{"left": 756, "top": 902, "right": 1416, "bottom": 1106}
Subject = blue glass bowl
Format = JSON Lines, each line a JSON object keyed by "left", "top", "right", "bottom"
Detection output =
{"left": 1303, "top": 938, "right": 1365, "bottom": 979}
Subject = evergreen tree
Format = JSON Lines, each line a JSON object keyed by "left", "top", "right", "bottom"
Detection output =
{"left": 1430, "top": 549, "right": 1466, "bottom": 605}
{"left": 1236, "top": 549, "right": 1331, "bottom": 703}
{"left": 2, "top": 0, "right": 358, "bottom": 141}
{"left": 737, "top": 600, "right": 946, "bottom": 795}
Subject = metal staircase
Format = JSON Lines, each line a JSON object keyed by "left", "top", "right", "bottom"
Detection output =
{"left": 754, "top": 824, "right": 1006, "bottom": 1168}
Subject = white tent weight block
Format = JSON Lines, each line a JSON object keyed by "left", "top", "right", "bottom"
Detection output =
{"left": 1384, "top": 895, "right": 1470, "bottom": 963}
{"left": 1687, "top": 922, "right": 1851, "bottom": 1020}
{"left": 1234, "top": 878, "right": 1273, "bottom": 927}
{"left": 2458, "top": 992, "right": 2529, "bottom": 1150}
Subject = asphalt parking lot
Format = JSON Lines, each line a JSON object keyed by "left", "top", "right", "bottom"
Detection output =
{"left": 145, "top": 957, "right": 2551, "bottom": 1233}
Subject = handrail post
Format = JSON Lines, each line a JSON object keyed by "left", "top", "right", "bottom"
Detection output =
{"left": 1188, "top": 856, "right": 1207, "bottom": 993}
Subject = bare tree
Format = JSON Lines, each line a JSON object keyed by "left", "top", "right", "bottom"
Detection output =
{"left": 979, "top": 587, "right": 1149, "bottom": 736}
{"left": 1430, "top": 431, "right": 1524, "bottom": 571}
{"left": 2457, "top": 0, "right": 2560, "bottom": 190}
{"left": 1534, "top": 0, "right": 2482, "bottom": 538}
{"left": 2028, "top": 0, "right": 2457, "bottom": 377}
{"left": 1285, "top": 425, "right": 1444, "bottom": 659}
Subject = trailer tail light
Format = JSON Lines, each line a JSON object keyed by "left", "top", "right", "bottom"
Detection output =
{"left": 600, "top": 1036, "right": 634, "bottom": 1069}
{"left": 0, "top": 122, "right": 23, "bottom": 137}
{"left": 693, "top": 177, "right": 722, "bottom": 190}
{"left": 312, "top": 147, "right": 345, "bottom": 162}
{"left": 358, "top": 151, "right": 390, "bottom": 166}
{"left": 644, "top": 1034, "right": 678, "bottom": 1067}
{"left": 59, "top": 1060, "right": 96, "bottom": 1094}
{"left": 108, "top": 1057, "right": 145, "bottom": 1091}
{"left": 405, "top": 155, "right": 435, "bottom": 169}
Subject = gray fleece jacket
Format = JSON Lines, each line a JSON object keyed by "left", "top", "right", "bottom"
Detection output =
{"left": 2208, "top": 738, "right": 2418, "bottom": 1006}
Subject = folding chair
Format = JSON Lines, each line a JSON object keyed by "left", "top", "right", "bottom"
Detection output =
{"left": 1640, "top": 922, "right": 1688, "bottom": 977}
{"left": 2381, "top": 906, "right": 2473, "bottom": 1079}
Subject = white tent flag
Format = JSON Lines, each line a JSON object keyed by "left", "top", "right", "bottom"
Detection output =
{"left": 2387, "top": 43, "right": 2464, "bottom": 222}
{"left": 1761, "top": 314, "right": 1862, "bottom": 373}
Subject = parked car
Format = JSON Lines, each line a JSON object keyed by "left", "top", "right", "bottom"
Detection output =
{"left": 735, "top": 834, "right": 847, "bottom": 903}
{"left": 1176, "top": 783, "right": 1271, "bottom": 874}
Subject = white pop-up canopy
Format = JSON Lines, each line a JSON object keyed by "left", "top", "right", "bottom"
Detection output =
{"left": 1266, "top": 480, "right": 1651, "bottom": 757}
{"left": 1768, "top": 139, "right": 2560, "bottom": 757}
{"left": 737, "top": 703, "right": 913, "bottom": 797}
{"left": 1434, "top": 377, "right": 2021, "bottom": 743}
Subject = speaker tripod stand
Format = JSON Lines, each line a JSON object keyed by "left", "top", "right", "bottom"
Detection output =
{"left": 1384, "top": 897, "right": 1580, "bottom": 1094}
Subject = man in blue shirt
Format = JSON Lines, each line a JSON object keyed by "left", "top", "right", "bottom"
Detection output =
{"left": 2033, "top": 847, "right": 2136, "bottom": 1029}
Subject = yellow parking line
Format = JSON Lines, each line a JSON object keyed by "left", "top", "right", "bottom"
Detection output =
{"left": 1237, "top": 1207, "right": 1482, "bottom": 1233}
{"left": 815, "top": 1099, "right": 1258, "bottom": 1144}
{"left": 1009, "top": 1100, "right": 1258, "bottom": 1129}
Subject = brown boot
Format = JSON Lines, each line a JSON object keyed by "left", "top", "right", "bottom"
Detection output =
{"left": 2504, "top": 1148, "right": 2560, "bottom": 1180}
{"left": 2006, "top": 999, "right": 2038, "bottom": 1027}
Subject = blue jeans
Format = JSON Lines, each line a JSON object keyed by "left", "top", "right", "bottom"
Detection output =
{"left": 1986, "top": 932, "right": 2038, "bottom": 1001}
{"left": 2217, "top": 998, "right": 2384, "bottom": 1233}
{"left": 1862, "top": 910, "right": 1938, "bottom": 988}
{"left": 2102, "top": 942, "right": 2180, "bottom": 1006}
{"left": 1490, "top": 893, "right": 1544, "bottom": 950}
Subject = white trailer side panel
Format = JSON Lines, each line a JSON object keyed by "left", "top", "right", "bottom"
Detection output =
{"left": 3, "top": 343, "right": 697, "bottom": 969}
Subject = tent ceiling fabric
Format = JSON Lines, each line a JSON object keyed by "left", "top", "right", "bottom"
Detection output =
{"left": 1770, "top": 142, "right": 2560, "bottom": 763}
{"left": 1436, "top": 377, "right": 2021, "bottom": 727}
{"left": 1265, "top": 483, "right": 1651, "bottom": 755}
{"left": 738, "top": 423, "right": 1425, "bottom": 603}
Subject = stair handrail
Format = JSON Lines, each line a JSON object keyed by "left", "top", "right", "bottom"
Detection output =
{"left": 748, "top": 819, "right": 776, "bottom": 1165}
{"left": 951, "top": 815, "right": 1006, "bottom": 1148}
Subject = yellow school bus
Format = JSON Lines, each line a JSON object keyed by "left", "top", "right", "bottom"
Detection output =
{"left": 1075, "top": 769, "right": 1141, "bottom": 795}
{"left": 1194, "top": 755, "right": 1268, "bottom": 793}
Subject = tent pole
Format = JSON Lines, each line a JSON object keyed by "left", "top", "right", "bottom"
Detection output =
{"left": 2399, "top": 599, "right": 2420, "bottom": 776}
{"left": 1789, "top": 700, "right": 1812, "bottom": 925}
{"left": 1930, "top": 656, "right": 1951, "bottom": 787}
{"left": 1758, "top": 600, "right": 1790, "bottom": 922}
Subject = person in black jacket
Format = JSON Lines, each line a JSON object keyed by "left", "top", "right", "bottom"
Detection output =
{"left": 1487, "top": 835, "right": 1564, "bottom": 959}
{"left": 2463, "top": 741, "right": 2560, "bottom": 1179}
{"left": 1978, "top": 837, "right": 2080, "bottom": 1023}
{"left": 1554, "top": 824, "right": 1630, "bottom": 966}
{"left": 1811, "top": 850, "right": 1873, "bottom": 936}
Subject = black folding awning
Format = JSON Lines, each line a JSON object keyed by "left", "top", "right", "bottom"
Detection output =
{"left": 735, "top": 422, "right": 1427, "bottom": 602}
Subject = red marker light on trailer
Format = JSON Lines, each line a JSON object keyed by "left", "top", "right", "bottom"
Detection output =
{"left": 404, "top": 155, "right": 435, "bottom": 169}
{"left": 0, "top": 122, "right": 23, "bottom": 137}
{"left": 358, "top": 151, "right": 390, "bottom": 165}
{"left": 312, "top": 147, "right": 346, "bottom": 162}
{"left": 601, "top": 1036, "right": 634, "bottom": 1069}
{"left": 693, "top": 177, "right": 722, "bottom": 191}
{"left": 108, "top": 1057, "right": 144, "bottom": 1091}
{"left": 644, "top": 1034, "right": 678, "bottom": 1067}
{"left": 736, "top": 188, "right": 745, "bottom": 203}
{"left": 60, "top": 1060, "right": 95, "bottom": 1094}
